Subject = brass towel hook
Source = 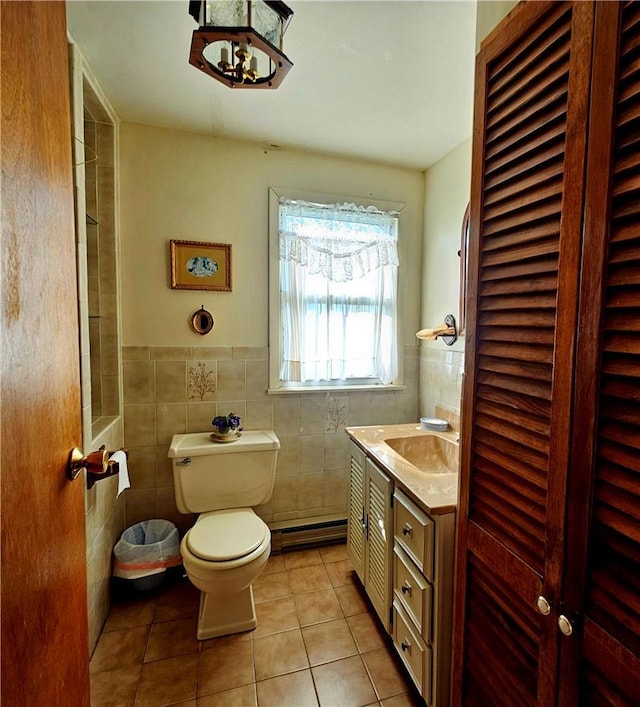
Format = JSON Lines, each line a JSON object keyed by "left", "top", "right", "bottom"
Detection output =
{"left": 416, "top": 314, "right": 457, "bottom": 346}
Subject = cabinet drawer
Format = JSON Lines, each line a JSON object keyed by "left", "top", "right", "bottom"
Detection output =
{"left": 393, "top": 601, "right": 432, "bottom": 701}
{"left": 394, "top": 489, "right": 434, "bottom": 580}
{"left": 393, "top": 544, "right": 432, "bottom": 641}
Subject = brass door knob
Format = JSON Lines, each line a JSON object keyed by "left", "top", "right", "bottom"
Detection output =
{"left": 67, "top": 446, "right": 107, "bottom": 480}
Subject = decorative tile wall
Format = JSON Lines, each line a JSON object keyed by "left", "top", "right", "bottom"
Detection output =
{"left": 122, "top": 345, "right": 419, "bottom": 532}
{"left": 418, "top": 342, "right": 464, "bottom": 421}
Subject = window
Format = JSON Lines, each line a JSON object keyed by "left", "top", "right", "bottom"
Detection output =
{"left": 269, "top": 188, "right": 405, "bottom": 392}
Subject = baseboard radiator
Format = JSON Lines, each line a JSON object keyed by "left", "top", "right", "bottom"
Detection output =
{"left": 270, "top": 518, "right": 348, "bottom": 553}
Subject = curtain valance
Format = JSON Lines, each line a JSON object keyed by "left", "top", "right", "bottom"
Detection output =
{"left": 279, "top": 198, "right": 399, "bottom": 282}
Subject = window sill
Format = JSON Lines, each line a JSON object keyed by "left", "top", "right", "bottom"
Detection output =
{"left": 268, "top": 384, "right": 406, "bottom": 395}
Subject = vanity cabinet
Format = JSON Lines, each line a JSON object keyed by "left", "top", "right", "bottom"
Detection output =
{"left": 392, "top": 489, "right": 455, "bottom": 707}
{"left": 348, "top": 441, "right": 456, "bottom": 706}
{"left": 454, "top": 1, "right": 640, "bottom": 704}
{"left": 347, "top": 442, "right": 393, "bottom": 631}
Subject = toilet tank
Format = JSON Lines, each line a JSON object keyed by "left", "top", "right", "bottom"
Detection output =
{"left": 168, "top": 430, "right": 280, "bottom": 514}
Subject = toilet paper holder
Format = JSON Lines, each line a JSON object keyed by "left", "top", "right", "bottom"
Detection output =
{"left": 67, "top": 445, "right": 128, "bottom": 489}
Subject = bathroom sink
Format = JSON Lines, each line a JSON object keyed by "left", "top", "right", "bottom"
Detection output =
{"left": 384, "top": 434, "right": 459, "bottom": 474}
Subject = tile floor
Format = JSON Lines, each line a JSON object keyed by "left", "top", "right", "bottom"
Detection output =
{"left": 90, "top": 543, "right": 424, "bottom": 707}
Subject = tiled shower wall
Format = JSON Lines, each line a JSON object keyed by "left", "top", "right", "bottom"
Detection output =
{"left": 84, "top": 419, "right": 125, "bottom": 651}
{"left": 71, "top": 49, "right": 124, "bottom": 654}
{"left": 418, "top": 343, "right": 464, "bottom": 422}
{"left": 122, "top": 345, "right": 419, "bottom": 533}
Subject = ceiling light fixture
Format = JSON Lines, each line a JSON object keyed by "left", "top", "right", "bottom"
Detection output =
{"left": 188, "top": 1, "right": 294, "bottom": 89}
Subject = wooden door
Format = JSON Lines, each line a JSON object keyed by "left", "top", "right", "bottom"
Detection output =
{"left": 452, "top": 2, "right": 595, "bottom": 704}
{"left": 561, "top": 2, "right": 640, "bottom": 703}
{"left": 1, "top": 2, "right": 90, "bottom": 705}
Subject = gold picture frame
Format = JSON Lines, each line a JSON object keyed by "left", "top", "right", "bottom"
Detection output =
{"left": 170, "top": 239, "right": 232, "bottom": 291}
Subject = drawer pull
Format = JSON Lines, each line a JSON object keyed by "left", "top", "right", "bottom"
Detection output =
{"left": 401, "top": 580, "right": 412, "bottom": 596}
{"left": 402, "top": 523, "right": 413, "bottom": 537}
{"left": 401, "top": 638, "right": 411, "bottom": 653}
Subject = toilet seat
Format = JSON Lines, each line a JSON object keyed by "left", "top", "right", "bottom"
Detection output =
{"left": 187, "top": 509, "right": 269, "bottom": 562}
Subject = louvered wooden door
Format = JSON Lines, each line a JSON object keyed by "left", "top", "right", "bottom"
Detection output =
{"left": 560, "top": 2, "right": 640, "bottom": 704}
{"left": 453, "top": 2, "right": 594, "bottom": 704}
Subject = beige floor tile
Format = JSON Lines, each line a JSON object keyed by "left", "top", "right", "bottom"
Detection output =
{"left": 200, "top": 631, "right": 252, "bottom": 652}
{"left": 325, "top": 559, "right": 357, "bottom": 588}
{"left": 103, "top": 595, "right": 156, "bottom": 632}
{"left": 283, "top": 548, "right": 323, "bottom": 569}
{"left": 362, "top": 648, "right": 413, "bottom": 700}
{"left": 145, "top": 615, "right": 199, "bottom": 662}
{"left": 288, "top": 564, "right": 332, "bottom": 594}
{"left": 256, "top": 669, "right": 319, "bottom": 707}
{"left": 154, "top": 579, "right": 200, "bottom": 622}
{"left": 253, "top": 596, "right": 300, "bottom": 638}
{"left": 347, "top": 612, "right": 388, "bottom": 653}
{"left": 319, "top": 543, "right": 349, "bottom": 563}
{"left": 90, "top": 624, "right": 149, "bottom": 674}
{"left": 262, "top": 554, "right": 286, "bottom": 575}
{"left": 90, "top": 665, "right": 141, "bottom": 707}
{"left": 197, "top": 683, "right": 257, "bottom": 706}
{"left": 294, "top": 588, "right": 343, "bottom": 626}
{"left": 312, "top": 655, "right": 378, "bottom": 707}
{"left": 91, "top": 542, "right": 424, "bottom": 707}
{"left": 253, "top": 570, "right": 291, "bottom": 603}
{"left": 381, "top": 691, "right": 423, "bottom": 706}
{"left": 254, "top": 628, "right": 309, "bottom": 680}
{"left": 302, "top": 618, "right": 358, "bottom": 666}
{"left": 334, "top": 583, "right": 369, "bottom": 616}
{"left": 134, "top": 653, "right": 199, "bottom": 706}
{"left": 198, "top": 639, "right": 254, "bottom": 696}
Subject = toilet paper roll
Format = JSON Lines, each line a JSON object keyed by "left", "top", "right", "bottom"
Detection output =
{"left": 109, "top": 450, "right": 130, "bottom": 497}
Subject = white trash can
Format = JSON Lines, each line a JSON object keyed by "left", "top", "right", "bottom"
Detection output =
{"left": 113, "top": 519, "right": 182, "bottom": 591}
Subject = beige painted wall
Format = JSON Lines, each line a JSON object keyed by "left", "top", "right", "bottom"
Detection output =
{"left": 418, "top": 138, "right": 471, "bottom": 418}
{"left": 420, "top": 137, "right": 471, "bottom": 351}
{"left": 475, "top": 0, "right": 519, "bottom": 52}
{"left": 417, "top": 0, "right": 519, "bottom": 421}
{"left": 118, "top": 124, "right": 424, "bottom": 536}
{"left": 119, "top": 124, "right": 424, "bottom": 349}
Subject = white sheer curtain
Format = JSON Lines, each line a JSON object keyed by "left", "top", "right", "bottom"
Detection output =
{"left": 279, "top": 198, "right": 399, "bottom": 385}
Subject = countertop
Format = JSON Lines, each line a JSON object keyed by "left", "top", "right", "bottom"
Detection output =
{"left": 345, "top": 423, "right": 459, "bottom": 515}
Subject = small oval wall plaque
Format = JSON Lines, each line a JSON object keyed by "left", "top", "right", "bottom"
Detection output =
{"left": 190, "top": 306, "right": 214, "bottom": 335}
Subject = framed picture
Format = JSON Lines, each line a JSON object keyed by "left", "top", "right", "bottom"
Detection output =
{"left": 170, "top": 240, "right": 232, "bottom": 291}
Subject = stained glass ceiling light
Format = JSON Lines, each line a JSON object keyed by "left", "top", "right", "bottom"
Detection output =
{"left": 188, "top": 0, "right": 294, "bottom": 89}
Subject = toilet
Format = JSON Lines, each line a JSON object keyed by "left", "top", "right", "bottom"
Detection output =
{"left": 168, "top": 429, "right": 280, "bottom": 640}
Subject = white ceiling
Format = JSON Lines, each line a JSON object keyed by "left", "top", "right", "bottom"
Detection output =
{"left": 66, "top": 0, "right": 477, "bottom": 170}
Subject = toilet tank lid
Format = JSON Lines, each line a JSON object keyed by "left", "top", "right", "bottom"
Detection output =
{"left": 168, "top": 430, "right": 280, "bottom": 458}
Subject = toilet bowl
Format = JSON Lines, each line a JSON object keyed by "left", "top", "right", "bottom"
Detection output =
{"left": 168, "top": 430, "right": 279, "bottom": 640}
{"left": 180, "top": 508, "right": 271, "bottom": 638}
